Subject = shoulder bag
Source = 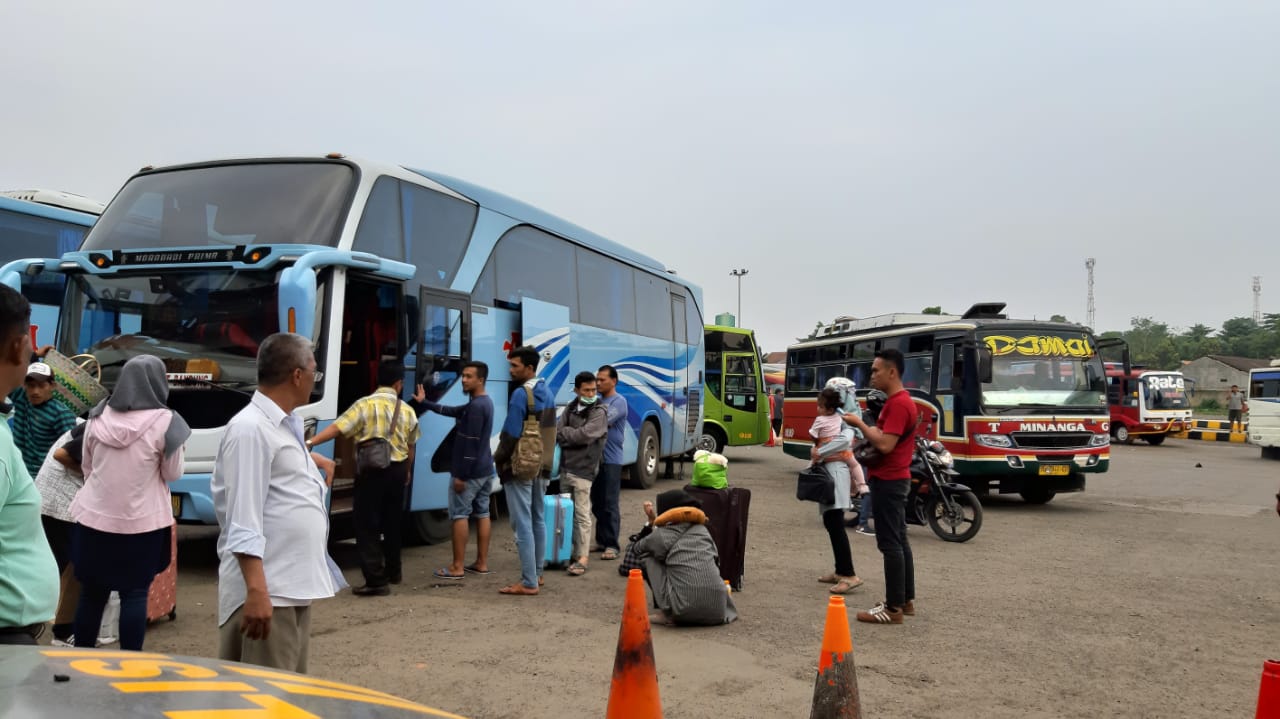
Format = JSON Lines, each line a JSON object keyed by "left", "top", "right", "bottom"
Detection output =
{"left": 355, "top": 398, "right": 403, "bottom": 475}
{"left": 796, "top": 463, "right": 836, "bottom": 504}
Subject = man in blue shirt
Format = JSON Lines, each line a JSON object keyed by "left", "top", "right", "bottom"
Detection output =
{"left": 592, "top": 365, "right": 628, "bottom": 560}
{"left": 411, "top": 361, "right": 496, "bottom": 581}
{"left": 492, "top": 346, "right": 556, "bottom": 596}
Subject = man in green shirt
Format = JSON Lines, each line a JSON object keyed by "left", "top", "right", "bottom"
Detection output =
{"left": 0, "top": 285, "right": 59, "bottom": 644}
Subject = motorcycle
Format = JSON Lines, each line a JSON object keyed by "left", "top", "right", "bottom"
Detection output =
{"left": 906, "top": 434, "right": 983, "bottom": 542}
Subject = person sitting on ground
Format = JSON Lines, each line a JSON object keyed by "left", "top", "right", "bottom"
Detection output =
{"left": 633, "top": 489, "right": 738, "bottom": 626}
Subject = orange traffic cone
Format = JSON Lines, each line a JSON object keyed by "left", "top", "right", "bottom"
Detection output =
{"left": 606, "top": 569, "right": 662, "bottom": 718}
{"left": 764, "top": 427, "right": 778, "bottom": 447}
{"left": 1257, "top": 659, "right": 1280, "bottom": 718}
{"left": 809, "top": 596, "right": 862, "bottom": 719}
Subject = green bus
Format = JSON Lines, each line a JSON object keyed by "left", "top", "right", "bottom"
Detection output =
{"left": 697, "top": 325, "right": 771, "bottom": 453}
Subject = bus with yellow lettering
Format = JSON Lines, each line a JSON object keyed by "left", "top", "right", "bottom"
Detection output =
{"left": 782, "top": 303, "right": 1125, "bottom": 504}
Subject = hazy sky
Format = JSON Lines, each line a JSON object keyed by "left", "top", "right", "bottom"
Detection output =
{"left": 4, "top": 1, "right": 1276, "bottom": 353}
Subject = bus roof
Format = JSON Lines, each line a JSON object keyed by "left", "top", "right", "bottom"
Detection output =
{"left": 0, "top": 190, "right": 105, "bottom": 216}
{"left": 788, "top": 316, "right": 1093, "bottom": 351}
{"left": 120, "top": 155, "right": 690, "bottom": 290}
{"left": 0, "top": 195, "right": 99, "bottom": 226}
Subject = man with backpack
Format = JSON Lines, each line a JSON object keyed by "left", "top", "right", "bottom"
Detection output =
{"left": 493, "top": 346, "right": 556, "bottom": 596}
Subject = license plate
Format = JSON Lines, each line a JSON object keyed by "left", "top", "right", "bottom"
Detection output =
{"left": 1038, "top": 465, "right": 1070, "bottom": 476}
{"left": 171, "top": 494, "right": 182, "bottom": 517}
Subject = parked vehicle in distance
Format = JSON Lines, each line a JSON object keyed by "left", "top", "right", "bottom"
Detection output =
{"left": 1247, "top": 361, "right": 1280, "bottom": 459}
{"left": 1104, "top": 364, "right": 1193, "bottom": 445}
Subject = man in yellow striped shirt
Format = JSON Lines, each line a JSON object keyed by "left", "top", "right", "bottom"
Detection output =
{"left": 308, "top": 361, "right": 420, "bottom": 596}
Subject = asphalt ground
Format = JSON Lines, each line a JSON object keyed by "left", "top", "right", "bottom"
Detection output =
{"left": 108, "top": 438, "right": 1278, "bottom": 718}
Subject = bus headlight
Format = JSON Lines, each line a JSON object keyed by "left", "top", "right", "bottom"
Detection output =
{"left": 975, "top": 434, "right": 1013, "bottom": 449}
{"left": 1089, "top": 433, "right": 1109, "bottom": 447}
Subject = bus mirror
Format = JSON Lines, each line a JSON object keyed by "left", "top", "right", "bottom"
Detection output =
{"left": 977, "top": 346, "right": 993, "bottom": 384}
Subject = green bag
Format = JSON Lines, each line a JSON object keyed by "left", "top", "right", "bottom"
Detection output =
{"left": 690, "top": 456, "right": 728, "bottom": 489}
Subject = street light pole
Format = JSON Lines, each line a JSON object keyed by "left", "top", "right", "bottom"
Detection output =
{"left": 730, "top": 268, "right": 749, "bottom": 326}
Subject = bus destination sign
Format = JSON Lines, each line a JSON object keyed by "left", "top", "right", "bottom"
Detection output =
{"left": 118, "top": 247, "right": 242, "bottom": 265}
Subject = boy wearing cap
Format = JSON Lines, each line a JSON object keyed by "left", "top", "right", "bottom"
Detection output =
{"left": 9, "top": 361, "right": 77, "bottom": 478}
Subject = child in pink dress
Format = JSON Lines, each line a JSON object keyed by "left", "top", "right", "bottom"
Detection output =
{"left": 811, "top": 391, "right": 868, "bottom": 495}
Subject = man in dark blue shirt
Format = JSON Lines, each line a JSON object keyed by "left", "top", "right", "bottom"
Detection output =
{"left": 592, "top": 365, "right": 628, "bottom": 560}
{"left": 412, "top": 362, "right": 496, "bottom": 581}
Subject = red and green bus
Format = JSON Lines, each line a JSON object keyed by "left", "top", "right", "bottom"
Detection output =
{"left": 783, "top": 303, "right": 1124, "bottom": 504}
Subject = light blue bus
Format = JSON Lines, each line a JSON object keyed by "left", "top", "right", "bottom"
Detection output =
{"left": 0, "top": 193, "right": 102, "bottom": 347}
{"left": 0, "top": 156, "right": 705, "bottom": 542}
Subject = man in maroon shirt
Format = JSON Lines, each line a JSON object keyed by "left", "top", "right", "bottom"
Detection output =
{"left": 842, "top": 348, "right": 917, "bottom": 625}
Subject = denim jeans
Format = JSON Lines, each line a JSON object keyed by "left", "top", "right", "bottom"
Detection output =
{"left": 858, "top": 489, "right": 873, "bottom": 530}
{"left": 591, "top": 463, "right": 622, "bottom": 551}
{"left": 76, "top": 584, "right": 148, "bottom": 651}
{"left": 505, "top": 478, "right": 546, "bottom": 588}
{"left": 869, "top": 477, "right": 915, "bottom": 608}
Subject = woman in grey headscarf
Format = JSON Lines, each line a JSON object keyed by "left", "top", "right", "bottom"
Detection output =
{"left": 70, "top": 355, "right": 189, "bottom": 650}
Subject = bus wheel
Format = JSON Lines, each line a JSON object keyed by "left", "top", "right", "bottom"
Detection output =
{"left": 625, "top": 423, "right": 661, "bottom": 489}
{"left": 1020, "top": 486, "right": 1056, "bottom": 505}
{"left": 1113, "top": 425, "right": 1131, "bottom": 444}
{"left": 407, "top": 509, "right": 452, "bottom": 545}
{"left": 1143, "top": 435, "right": 1165, "bottom": 446}
{"left": 695, "top": 426, "right": 726, "bottom": 455}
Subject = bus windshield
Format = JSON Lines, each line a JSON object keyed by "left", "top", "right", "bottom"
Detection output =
{"left": 57, "top": 269, "right": 284, "bottom": 400}
{"left": 82, "top": 163, "right": 354, "bottom": 251}
{"left": 1143, "top": 374, "right": 1191, "bottom": 410}
{"left": 980, "top": 330, "right": 1106, "bottom": 411}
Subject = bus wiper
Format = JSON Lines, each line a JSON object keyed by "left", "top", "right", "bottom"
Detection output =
{"left": 172, "top": 377, "right": 256, "bottom": 396}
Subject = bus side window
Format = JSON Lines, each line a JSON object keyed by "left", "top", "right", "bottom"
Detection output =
{"left": 903, "top": 354, "right": 933, "bottom": 390}
{"left": 936, "top": 344, "right": 955, "bottom": 391}
{"left": 787, "top": 367, "right": 815, "bottom": 393}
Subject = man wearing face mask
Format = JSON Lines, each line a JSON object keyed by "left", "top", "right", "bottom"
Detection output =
{"left": 555, "top": 371, "right": 607, "bottom": 576}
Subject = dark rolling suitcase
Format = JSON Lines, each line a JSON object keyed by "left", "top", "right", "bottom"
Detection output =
{"left": 683, "top": 484, "right": 750, "bottom": 591}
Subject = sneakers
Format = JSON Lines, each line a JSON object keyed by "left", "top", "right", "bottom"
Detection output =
{"left": 856, "top": 602, "right": 905, "bottom": 625}
{"left": 855, "top": 526, "right": 875, "bottom": 536}
{"left": 902, "top": 600, "right": 915, "bottom": 616}
{"left": 51, "top": 635, "right": 118, "bottom": 647}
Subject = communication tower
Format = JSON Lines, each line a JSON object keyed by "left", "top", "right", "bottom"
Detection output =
{"left": 1255, "top": 276, "right": 1263, "bottom": 325}
{"left": 1085, "top": 258, "right": 1096, "bottom": 329}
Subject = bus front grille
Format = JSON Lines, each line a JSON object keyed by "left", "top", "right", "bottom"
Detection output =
{"left": 1010, "top": 432, "right": 1093, "bottom": 450}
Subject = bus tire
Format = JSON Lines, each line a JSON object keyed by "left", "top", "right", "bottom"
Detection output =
{"left": 1113, "top": 425, "right": 1130, "bottom": 444}
{"left": 1143, "top": 435, "right": 1165, "bottom": 446}
{"left": 625, "top": 422, "right": 661, "bottom": 489}
{"left": 1262, "top": 446, "right": 1280, "bottom": 460}
{"left": 695, "top": 426, "right": 727, "bottom": 455}
{"left": 407, "top": 509, "right": 452, "bottom": 545}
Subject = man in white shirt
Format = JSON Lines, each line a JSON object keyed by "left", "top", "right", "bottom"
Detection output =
{"left": 212, "top": 333, "right": 342, "bottom": 672}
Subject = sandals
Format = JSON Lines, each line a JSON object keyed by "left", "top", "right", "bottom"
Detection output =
{"left": 432, "top": 568, "right": 464, "bottom": 580}
{"left": 600, "top": 548, "right": 619, "bottom": 561}
{"left": 829, "top": 576, "right": 864, "bottom": 594}
{"left": 817, "top": 572, "right": 840, "bottom": 584}
{"left": 567, "top": 562, "right": 587, "bottom": 576}
{"left": 498, "top": 584, "right": 539, "bottom": 595}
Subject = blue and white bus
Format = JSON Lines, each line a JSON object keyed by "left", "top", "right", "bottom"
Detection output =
{"left": 0, "top": 156, "right": 705, "bottom": 541}
{"left": 0, "top": 193, "right": 103, "bottom": 347}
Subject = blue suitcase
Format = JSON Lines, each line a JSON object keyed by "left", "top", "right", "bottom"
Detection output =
{"left": 544, "top": 493, "right": 573, "bottom": 568}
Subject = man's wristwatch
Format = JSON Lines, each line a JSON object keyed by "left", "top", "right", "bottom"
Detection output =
{"left": 305, "top": 439, "right": 314, "bottom": 448}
